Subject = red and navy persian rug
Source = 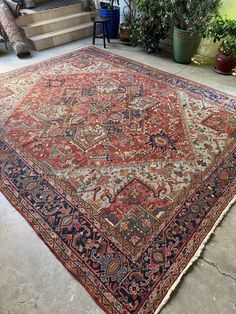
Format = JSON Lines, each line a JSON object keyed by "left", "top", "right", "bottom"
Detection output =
{"left": 0, "top": 47, "right": 235, "bottom": 313}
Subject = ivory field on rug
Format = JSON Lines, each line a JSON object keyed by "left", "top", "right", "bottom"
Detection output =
{"left": 0, "top": 47, "right": 235, "bottom": 313}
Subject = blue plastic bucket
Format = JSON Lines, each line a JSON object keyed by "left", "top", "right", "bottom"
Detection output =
{"left": 99, "top": 7, "right": 120, "bottom": 39}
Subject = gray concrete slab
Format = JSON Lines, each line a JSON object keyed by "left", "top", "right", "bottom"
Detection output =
{"left": 201, "top": 208, "right": 236, "bottom": 280}
{"left": 0, "top": 38, "right": 236, "bottom": 314}
{"left": 161, "top": 259, "right": 236, "bottom": 314}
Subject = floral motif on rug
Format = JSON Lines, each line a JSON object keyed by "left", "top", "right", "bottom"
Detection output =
{"left": 0, "top": 47, "right": 235, "bottom": 314}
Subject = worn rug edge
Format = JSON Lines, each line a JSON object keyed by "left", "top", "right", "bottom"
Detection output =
{"left": 155, "top": 195, "right": 236, "bottom": 314}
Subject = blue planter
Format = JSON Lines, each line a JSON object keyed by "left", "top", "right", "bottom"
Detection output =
{"left": 99, "top": 7, "right": 120, "bottom": 39}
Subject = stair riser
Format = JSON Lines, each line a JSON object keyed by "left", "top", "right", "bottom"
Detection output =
{"left": 23, "top": 13, "right": 95, "bottom": 37}
{"left": 17, "top": 3, "right": 84, "bottom": 27}
{"left": 29, "top": 25, "right": 94, "bottom": 50}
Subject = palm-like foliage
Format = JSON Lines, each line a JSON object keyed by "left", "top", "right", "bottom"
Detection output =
{"left": 122, "top": 0, "right": 136, "bottom": 26}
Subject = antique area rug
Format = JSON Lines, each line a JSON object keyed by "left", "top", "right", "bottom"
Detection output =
{"left": 0, "top": 47, "right": 236, "bottom": 313}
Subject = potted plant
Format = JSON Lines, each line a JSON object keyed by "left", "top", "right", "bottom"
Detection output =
{"left": 206, "top": 15, "right": 236, "bottom": 75}
{"left": 100, "top": 0, "right": 120, "bottom": 39}
{"left": 131, "top": 0, "right": 171, "bottom": 53}
{"left": 119, "top": 0, "right": 136, "bottom": 43}
{"left": 168, "top": 0, "right": 222, "bottom": 64}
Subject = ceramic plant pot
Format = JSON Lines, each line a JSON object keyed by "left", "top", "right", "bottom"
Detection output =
{"left": 173, "top": 26, "right": 201, "bottom": 64}
{"left": 120, "top": 25, "right": 131, "bottom": 42}
{"left": 214, "top": 50, "right": 236, "bottom": 75}
{"left": 100, "top": 6, "right": 120, "bottom": 39}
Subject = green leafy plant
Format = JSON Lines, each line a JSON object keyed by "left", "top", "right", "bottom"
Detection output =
{"left": 131, "top": 0, "right": 171, "bottom": 52}
{"left": 168, "top": 0, "right": 222, "bottom": 34}
{"left": 206, "top": 16, "right": 236, "bottom": 58}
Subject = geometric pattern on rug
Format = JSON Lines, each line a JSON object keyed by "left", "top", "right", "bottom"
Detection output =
{"left": 0, "top": 47, "right": 235, "bottom": 313}
{"left": 0, "top": 87, "right": 13, "bottom": 99}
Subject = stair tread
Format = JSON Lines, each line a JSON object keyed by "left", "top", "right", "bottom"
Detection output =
{"left": 23, "top": 11, "right": 95, "bottom": 28}
{"left": 17, "top": 3, "right": 84, "bottom": 26}
{"left": 19, "top": 3, "right": 84, "bottom": 18}
{"left": 29, "top": 21, "right": 94, "bottom": 40}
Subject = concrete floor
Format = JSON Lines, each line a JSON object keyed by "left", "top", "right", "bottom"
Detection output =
{"left": 0, "top": 38, "right": 236, "bottom": 314}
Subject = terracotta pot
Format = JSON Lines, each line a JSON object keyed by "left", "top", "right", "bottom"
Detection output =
{"left": 215, "top": 50, "right": 236, "bottom": 75}
{"left": 120, "top": 26, "right": 131, "bottom": 43}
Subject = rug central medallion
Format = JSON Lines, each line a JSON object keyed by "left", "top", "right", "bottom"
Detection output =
{"left": 4, "top": 71, "right": 195, "bottom": 248}
{"left": 3, "top": 66, "right": 234, "bottom": 253}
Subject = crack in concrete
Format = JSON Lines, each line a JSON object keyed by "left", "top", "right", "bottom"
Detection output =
{"left": 201, "top": 256, "right": 236, "bottom": 282}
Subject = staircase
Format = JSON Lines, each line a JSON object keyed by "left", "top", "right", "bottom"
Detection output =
{"left": 16, "top": 3, "right": 96, "bottom": 51}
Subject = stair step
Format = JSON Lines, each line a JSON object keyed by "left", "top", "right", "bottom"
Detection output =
{"left": 22, "top": 11, "right": 96, "bottom": 37}
{"left": 17, "top": 3, "right": 84, "bottom": 26}
{"left": 28, "top": 22, "right": 94, "bottom": 50}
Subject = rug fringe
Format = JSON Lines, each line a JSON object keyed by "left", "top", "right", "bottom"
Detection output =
{"left": 155, "top": 195, "right": 236, "bottom": 314}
